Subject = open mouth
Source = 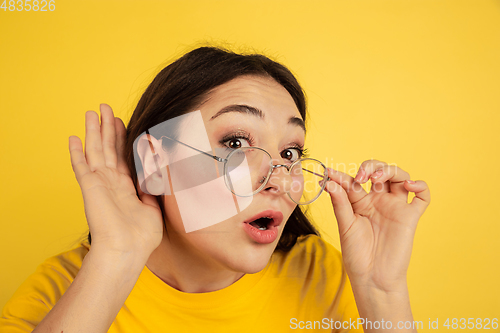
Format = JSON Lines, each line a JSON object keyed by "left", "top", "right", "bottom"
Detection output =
{"left": 244, "top": 210, "right": 283, "bottom": 229}
{"left": 242, "top": 210, "right": 283, "bottom": 244}
{"left": 248, "top": 217, "right": 273, "bottom": 231}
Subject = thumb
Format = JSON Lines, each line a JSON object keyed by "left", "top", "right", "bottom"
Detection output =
{"left": 324, "top": 179, "right": 356, "bottom": 236}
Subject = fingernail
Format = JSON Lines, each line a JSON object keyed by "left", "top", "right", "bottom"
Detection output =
{"left": 406, "top": 180, "right": 416, "bottom": 184}
{"left": 354, "top": 169, "right": 365, "bottom": 183}
{"left": 371, "top": 169, "right": 383, "bottom": 179}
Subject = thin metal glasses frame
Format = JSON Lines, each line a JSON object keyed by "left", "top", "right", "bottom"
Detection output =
{"left": 158, "top": 135, "right": 329, "bottom": 205}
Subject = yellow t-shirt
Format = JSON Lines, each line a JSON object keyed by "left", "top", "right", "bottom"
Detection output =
{"left": 1, "top": 234, "right": 362, "bottom": 332}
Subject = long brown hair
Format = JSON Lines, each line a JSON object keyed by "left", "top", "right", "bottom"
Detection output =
{"left": 88, "top": 46, "right": 319, "bottom": 251}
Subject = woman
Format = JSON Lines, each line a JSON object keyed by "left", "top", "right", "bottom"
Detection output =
{"left": 0, "top": 47, "right": 430, "bottom": 332}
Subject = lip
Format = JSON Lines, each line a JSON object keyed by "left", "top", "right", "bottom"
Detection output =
{"left": 242, "top": 210, "right": 284, "bottom": 244}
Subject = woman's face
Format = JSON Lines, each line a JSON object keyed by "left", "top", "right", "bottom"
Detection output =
{"left": 161, "top": 75, "right": 306, "bottom": 274}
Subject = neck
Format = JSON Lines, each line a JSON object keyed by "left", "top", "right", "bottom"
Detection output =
{"left": 146, "top": 228, "right": 245, "bottom": 293}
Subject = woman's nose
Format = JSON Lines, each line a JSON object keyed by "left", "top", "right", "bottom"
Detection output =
{"left": 263, "top": 165, "right": 293, "bottom": 195}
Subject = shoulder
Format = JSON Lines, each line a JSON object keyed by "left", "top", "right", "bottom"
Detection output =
{"left": 269, "top": 234, "right": 345, "bottom": 281}
{"left": 266, "top": 235, "right": 360, "bottom": 324}
{"left": 0, "top": 241, "right": 90, "bottom": 331}
{"left": 278, "top": 234, "right": 343, "bottom": 265}
{"left": 19, "top": 240, "right": 89, "bottom": 290}
{"left": 39, "top": 241, "right": 90, "bottom": 280}
{"left": 27, "top": 241, "right": 90, "bottom": 296}
{"left": 294, "top": 234, "right": 342, "bottom": 259}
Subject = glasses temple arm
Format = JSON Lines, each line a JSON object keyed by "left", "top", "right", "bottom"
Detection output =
{"left": 302, "top": 167, "right": 329, "bottom": 180}
{"left": 161, "top": 135, "right": 225, "bottom": 162}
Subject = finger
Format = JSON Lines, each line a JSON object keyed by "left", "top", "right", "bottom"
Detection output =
{"left": 100, "top": 104, "right": 117, "bottom": 169}
{"left": 405, "top": 180, "right": 431, "bottom": 215}
{"left": 69, "top": 136, "right": 91, "bottom": 183}
{"left": 370, "top": 164, "right": 411, "bottom": 200}
{"left": 354, "top": 159, "right": 390, "bottom": 193}
{"left": 326, "top": 168, "right": 367, "bottom": 204}
{"left": 354, "top": 159, "right": 388, "bottom": 183}
{"left": 85, "top": 111, "right": 105, "bottom": 171}
{"left": 114, "top": 117, "right": 131, "bottom": 176}
{"left": 324, "top": 178, "right": 356, "bottom": 237}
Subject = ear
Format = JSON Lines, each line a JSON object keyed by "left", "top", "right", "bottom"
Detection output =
{"left": 136, "top": 133, "right": 170, "bottom": 195}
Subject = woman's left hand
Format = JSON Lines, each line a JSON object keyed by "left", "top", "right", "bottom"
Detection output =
{"left": 324, "top": 160, "right": 430, "bottom": 293}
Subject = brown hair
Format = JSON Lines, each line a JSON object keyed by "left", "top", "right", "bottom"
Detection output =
{"left": 88, "top": 46, "right": 319, "bottom": 251}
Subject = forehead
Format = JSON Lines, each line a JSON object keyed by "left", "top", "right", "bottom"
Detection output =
{"left": 198, "top": 76, "right": 303, "bottom": 121}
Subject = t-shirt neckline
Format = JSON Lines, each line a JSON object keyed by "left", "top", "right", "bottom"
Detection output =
{"left": 137, "top": 256, "right": 274, "bottom": 309}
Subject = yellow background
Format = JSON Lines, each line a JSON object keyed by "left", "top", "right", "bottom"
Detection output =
{"left": 1, "top": 0, "right": 499, "bottom": 328}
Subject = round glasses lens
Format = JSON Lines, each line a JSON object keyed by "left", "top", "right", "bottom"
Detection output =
{"left": 225, "top": 148, "right": 271, "bottom": 197}
{"left": 288, "top": 159, "right": 327, "bottom": 205}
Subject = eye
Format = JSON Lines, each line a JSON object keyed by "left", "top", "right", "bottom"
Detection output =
{"left": 281, "top": 148, "right": 303, "bottom": 163}
{"left": 224, "top": 137, "right": 251, "bottom": 149}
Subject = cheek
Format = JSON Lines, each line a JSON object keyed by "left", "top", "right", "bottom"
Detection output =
{"left": 162, "top": 166, "right": 253, "bottom": 234}
{"left": 282, "top": 202, "right": 298, "bottom": 227}
{"left": 162, "top": 194, "right": 184, "bottom": 232}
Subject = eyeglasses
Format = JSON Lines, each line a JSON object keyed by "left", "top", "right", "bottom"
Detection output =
{"left": 157, "top": 136, "right": 329, "bottom": 205}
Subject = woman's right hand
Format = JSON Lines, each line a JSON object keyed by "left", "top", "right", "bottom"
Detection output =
{"left": 69, "top": 104, "right": 164, "bottom": 257}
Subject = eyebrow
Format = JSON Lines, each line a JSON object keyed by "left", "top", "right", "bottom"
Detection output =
{"left": 210, "top": 104, "right": 306, "bottom": 132}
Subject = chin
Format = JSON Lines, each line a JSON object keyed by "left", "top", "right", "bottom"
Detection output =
{"left": 225, "top": 241, "right": 278, "bottom": 274}
{"left": 233, "top": 258, "right": 270, "bottom": 275}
